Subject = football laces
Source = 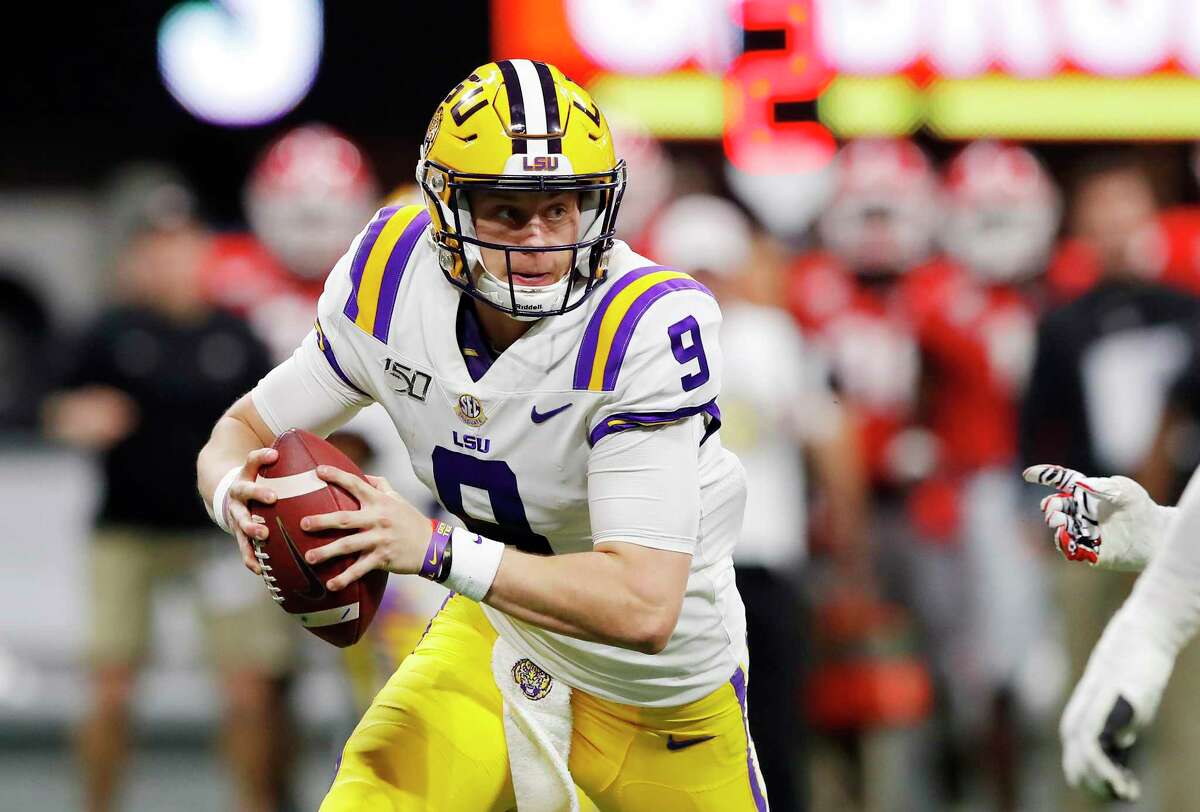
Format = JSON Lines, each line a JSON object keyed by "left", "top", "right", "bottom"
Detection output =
{"left": 252, "top": 539, "right": 285, "bottom": 604}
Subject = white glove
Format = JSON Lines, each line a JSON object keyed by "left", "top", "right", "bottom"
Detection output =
{"left": 1023, "top": 464, "right": 1174, "bottom": 571}
{"left": 1060, "top": 607, "right": 1176, "bottom": 801}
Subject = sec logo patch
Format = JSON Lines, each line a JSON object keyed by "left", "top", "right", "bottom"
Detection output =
{"left": 455, "top": 393, "right": 487, "bottom": 427}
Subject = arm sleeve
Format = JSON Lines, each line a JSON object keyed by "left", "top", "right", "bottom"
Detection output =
{"left": 251, "top": 339, "right": 369, "bottom": 438}
{"left": 587, "top": 414, "right": 702, "bottom": 554}
{"left": 1122, "top": 466, "right": 1200, "bottom": 657}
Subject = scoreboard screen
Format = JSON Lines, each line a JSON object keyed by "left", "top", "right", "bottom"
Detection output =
{"left": 493, "top": 0, "right": 1200, "bottom": 169}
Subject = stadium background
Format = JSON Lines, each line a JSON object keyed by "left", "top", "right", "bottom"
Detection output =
{"left": 4, "top": 1, "right": 1200, "bottom": 810}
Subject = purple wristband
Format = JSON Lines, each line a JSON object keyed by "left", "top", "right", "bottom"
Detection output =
{"left": 420, "top": 522, "right": 453, "bottom": 581}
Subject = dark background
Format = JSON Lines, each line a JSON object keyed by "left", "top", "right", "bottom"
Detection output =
{"left": 3, "top": 3, "right": 1197, "bottom": 232}
{"left": 0, "top": 1, "right": 491, "bottom": 222}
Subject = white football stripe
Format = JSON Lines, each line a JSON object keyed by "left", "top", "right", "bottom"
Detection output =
{"left": 512, "top": 58, "right": 548, "bottom": 155}
{"left": 291, "top": 602, "right": 360, "bottom": 628}
{"left": 257, "top": 469, "right": 325, "bottom": 499}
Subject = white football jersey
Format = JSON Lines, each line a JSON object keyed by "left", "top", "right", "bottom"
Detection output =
{"left": 283, "top": 204, "right": 747, "bottom": 706}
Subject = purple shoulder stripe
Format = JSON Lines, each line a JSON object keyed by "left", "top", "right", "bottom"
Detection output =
{"left": 343, "top": 205, "right": 402, "bottom": 322}
{"left": 315, "top": 319, "right": 368, "bottom": 398}
{"left": 372, "top": 209, "right": 431, "bottom": 343}
{"left": 572, "top": 265, "right": 666, "bottom": 390}
{"left": 572, "top": 266, "right": 713, "bottom": 391}
{"left": 599, "top": 276, "right": 710, "bottom": 392}
{"left": 587, "top": 398, "right": 721, "bottom": 446}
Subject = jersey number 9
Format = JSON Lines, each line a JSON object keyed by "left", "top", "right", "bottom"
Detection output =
{"left": 669, "top": 316, "right": 709, "bottom": 392}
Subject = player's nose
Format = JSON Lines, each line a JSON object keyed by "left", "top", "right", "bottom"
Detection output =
{"left": 514, "top": 216, "right": 556, "bottom": 248}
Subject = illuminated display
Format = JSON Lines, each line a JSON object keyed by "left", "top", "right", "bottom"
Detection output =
{"left": 492, "top": 0, "right": 1200, "bottom": 157}
{"left": 158, "top": 0, "right": 323, "bottom": 127}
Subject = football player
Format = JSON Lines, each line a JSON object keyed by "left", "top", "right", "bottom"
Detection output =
{"left": 907, "top": 141, "right": 1063, "bottom": 806}
{"left": 1021, "top": 151, "right": 1200, "bottom": 808}
{"left": 1022, "top": 463, "right": 1196, "bottom": 801}
{"left": 197, "top": 61, "right": 765, "bottom": 810}
{"left": 785, "top": 138, "right": 945, "bottom": 803}
{"left": 202, "top": 123, "right": 380, "bottom": 362}
{"left": 787, "top": 138, "right": 937, "bottom": 492}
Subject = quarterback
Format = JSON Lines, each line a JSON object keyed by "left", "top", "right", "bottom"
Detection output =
{"left": 197, "top": 61, "right": 766, "bottom": 810}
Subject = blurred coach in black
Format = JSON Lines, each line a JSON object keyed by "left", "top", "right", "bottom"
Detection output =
{"left": 42, "top": 190, "right": 297, "bottom": 812}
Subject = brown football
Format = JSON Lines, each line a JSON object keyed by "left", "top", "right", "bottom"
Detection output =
{"left": 248, "top": 428, "right": 387, "bottom": 647}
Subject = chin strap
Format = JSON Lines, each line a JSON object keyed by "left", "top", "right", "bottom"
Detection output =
{"left": 472, "top": 266, "right": 574, "bottom": 321}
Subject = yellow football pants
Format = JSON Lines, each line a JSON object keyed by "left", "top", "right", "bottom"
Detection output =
{"left": 320, "top": 595, "right": 769, "bottom": 811}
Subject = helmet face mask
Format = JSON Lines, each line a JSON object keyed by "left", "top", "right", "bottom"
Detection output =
{"left": 818, "top": 139, "right": 940, "bottom": 275}
{"left": 246, "top": 124, "right": 379, "bottom": 280}
{"left": 423, "top": 163, "right": 626, "bottom": 320}
{"left": 416, "top": 61, "right": 626, "bottom": 319}
{"left": 941, "top": 141, "right": 1061, "bottom": 283}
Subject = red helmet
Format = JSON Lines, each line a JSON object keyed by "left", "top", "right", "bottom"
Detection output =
{"left": 818, "top": 139, "right": 939, "bottom": 274}
{"left": 245, "top": 124, "right": 380, "bottom": 280}
{"left": 648, "top": 194, "right": 753, "bottom": 279}
{"left": 941, "top": 141, "right": 1060, "bottom": 283}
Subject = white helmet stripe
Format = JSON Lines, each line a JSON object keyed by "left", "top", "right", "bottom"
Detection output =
{"left": 512, "top": 59, "right": 549, "bottom": 155}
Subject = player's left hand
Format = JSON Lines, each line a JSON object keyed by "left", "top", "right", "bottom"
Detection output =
{"left": 1060, "top": 608, "right": 1176, "bottom": 801}
{"left": 1023, "top": 464, "right": 1168, "bottom": 571}
{"left": 300, "top": 466, "right": 431, "bottom": 589}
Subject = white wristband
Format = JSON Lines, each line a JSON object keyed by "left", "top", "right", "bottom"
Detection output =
{"left": 444, "top": 527, "right": 506, "bottom": 602}
{"left": 208, "top": 466, "right": 242, "bottom": 534}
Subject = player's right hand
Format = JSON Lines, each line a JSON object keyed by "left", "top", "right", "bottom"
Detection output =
{"left": 42, "top": 385, "right": 139, "bottom": 451}
{"left": 1022, "top": 464, "right": 1169, "bottom": 572}
{"left": 225, "top": 447, "right": 279, "bottom": 575}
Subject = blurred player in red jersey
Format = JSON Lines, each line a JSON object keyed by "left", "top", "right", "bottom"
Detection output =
{"left": 787, "top": 138, "right": 937, "bottom": 493}
{"left": 786, "top": 138, "right": 950, "bottom": 805}
{"left": 906, "top": 141, "right": 1059, "bottom": 502}
{"left": 904, "top": 141, "right": 1064, "bottom": 809}
{"left": 202, "top": 126, "right": 446, "bottom": 712}
{"left": 202, "top": 124, "right": 380, "bottom": 361}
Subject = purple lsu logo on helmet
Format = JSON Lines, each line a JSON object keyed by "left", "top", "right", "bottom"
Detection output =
{"left": 521, "top": 155, "right": 560, "bottom": 172}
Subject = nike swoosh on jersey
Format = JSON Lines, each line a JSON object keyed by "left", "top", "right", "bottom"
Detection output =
{"left": 530, "top": 403, "right": 573, "bottom": 423}
{"left": 276, "top": 517, "right": 327, "bottom": 601}
{"left": 665, "top": 734, "right": 716, "bottom": 751}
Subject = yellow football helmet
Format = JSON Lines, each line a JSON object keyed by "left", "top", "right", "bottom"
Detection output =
{"left": 416, "top": 60, "right": 626, "bottom": 319}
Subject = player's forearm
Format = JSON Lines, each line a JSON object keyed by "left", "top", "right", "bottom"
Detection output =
{"left": 810, "top": 418, "right": 870, "bottom": 572}
{"left": 1123, "top": 474, "right": 1200, "bottom": 654}
{"left": 1120, "top": 504, "right": 1179, "bottom": 572}
{"left": 484, "top": 546, "right": 687, "bottom": 655}
{"left": 196, "top": 395, "right": 276, "bottom": 504}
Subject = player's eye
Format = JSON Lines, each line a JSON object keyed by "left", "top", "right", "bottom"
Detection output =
{"left": 545, "top": 204, "right": 568, "bottom": 221}
{"left": 495, "top": 206, "right": 521, "bottom": 224}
